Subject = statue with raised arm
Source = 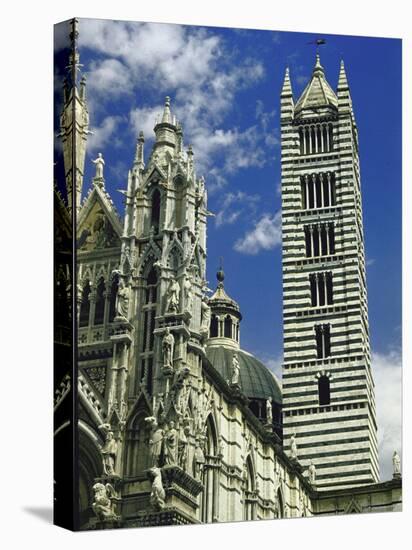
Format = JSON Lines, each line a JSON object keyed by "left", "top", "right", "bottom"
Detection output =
{"left": 92, "top": 152, "right": 105, "bottom": 179}
{"left": 393, "top": 450, "right": 401, "bottom": 476}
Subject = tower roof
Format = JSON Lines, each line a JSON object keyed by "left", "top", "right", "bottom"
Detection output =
{"left": 209, "top": 268, "right": 241, "bottom": 317}
{"left": 294, "top": 54, "right": 338, "bottom": 115}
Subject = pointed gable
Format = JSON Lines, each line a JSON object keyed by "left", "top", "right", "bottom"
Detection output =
{"left": 78, "top": 185, "right": 122, "bottom": 252}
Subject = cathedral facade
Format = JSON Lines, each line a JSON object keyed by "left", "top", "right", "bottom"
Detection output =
{"left": 53, "top": 20, "right": 402, "bottom": 530}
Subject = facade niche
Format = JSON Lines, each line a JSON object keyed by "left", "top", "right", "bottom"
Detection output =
{"left": 151, "top": 188, "right": 161, "bottom": 233}
{"left": 224, "top": 315, "right": 232, "bottom": 338}
{"left": 79, "top": 279, "right": 91, "bottom": 327}
{"left": 301, "top": 172, "right": 336, "bottom": 210}
{"left": 94, "top": 276, "right": 106, "bottom": 325}
{"left": 108, "top": 273, "right": 119, "bottom": 322}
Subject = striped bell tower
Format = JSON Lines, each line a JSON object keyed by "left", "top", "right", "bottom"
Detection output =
{"left": 280, "top": 55, "right": 379, "bottom": 490}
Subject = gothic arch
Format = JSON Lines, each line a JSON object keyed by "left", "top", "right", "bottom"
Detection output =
{"left": 78, "top": 421, "right": 103, "bottom": 528}
{"left": 125, "top": 410, "right": 152, "bottom": 476}
{"left": 201, "top": 413, "right": 218, "bottom": 523}
{"left": 138, "top": 244, "right": 161, "bottom": 277}
{"left": 244, "top": 453, "right": 256, "bottom": 520}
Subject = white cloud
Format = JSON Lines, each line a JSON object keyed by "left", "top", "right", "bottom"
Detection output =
{"left": 87, "top": 115, "right": 122, "bottom": 154}
{"left": 234, "top": 210, "right": 282, "bottom": 254}
{"left": 373, "top": 348, "right": 402, "bottom": 481}
{"left": 366, "top": 257, "right": 376, "bottom": 266}
{"left": 214, "top": 191, "right": 260, "bottom": 228}
{"left": 78, "top": 19, "right": 270, "bottom": 192}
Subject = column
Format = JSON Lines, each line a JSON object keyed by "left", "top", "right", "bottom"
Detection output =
{"left": 315, "top": 273, "right": 320, "bottom": 306}
{"left": 323, "top": 273, "right": 328, "bottom": 306}
{"left": 305, "top": 175, "right": 310, "bottom": 209}
{"left": 309, "top": 225, "right": 314, "bottom": 257}
{"left": 312, "top": 174, "right": 317, "bottom": 208}
{"left": 320, "top": 173, "right": 325, "bottom": 208}
{"left": 327, "top": 173, "right": 332, "bottom": 206}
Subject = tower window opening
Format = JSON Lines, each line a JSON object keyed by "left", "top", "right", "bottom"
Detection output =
{"left": 310, "top": 273, "right": 333, "bottom": 307}
{"left": 305, "top": 223, "right": 335, "bottom": 258}
{"left": 318, "top": 375, "right": 331, "bottom": 405}
{"left": 224, "top": 315, "right": 232, "bottom": 338}
{"left": 210, "top": 315, "right": 218, "bottom": 338}
{"left": 315, "top": 324, "right": 331, "bottom": 359}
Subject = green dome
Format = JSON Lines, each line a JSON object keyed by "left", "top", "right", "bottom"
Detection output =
{"left": 206, "top": 346, "right": 282, "bottom": 404}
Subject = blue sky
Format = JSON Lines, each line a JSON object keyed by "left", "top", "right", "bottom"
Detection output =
{"left": 55, "top": 19, "right": 402, "bottom": 479}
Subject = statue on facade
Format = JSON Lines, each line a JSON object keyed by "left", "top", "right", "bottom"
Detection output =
{"left": 161, "top": 328, "right": 175, "bottom": 369}
{"left": 92, "top": 483, "right": 118, "bottom": 521}
{"left": 231, "top": 353, "right": 240, "bottom": 386}
{"left": 116, "top": 279, "right": 130, "bottom": 319}
{"left": 164, "top": 421, "right": 178, "bottom": 465}
{"left": 290, "top": 433, "right": 298, "bottom": 460}
{"left": 266, "top": 397, "right": 273, "bottom": 424}
{"left": 393, "top": 450, "right": 401, "bottom": 477}
{"left": 183, "top": 274, "right": 193, "bottom": 314}
{"left": 92, "top": 152, "right": 105, "bottom": 180}
{"left": 146, "top": 416, "right": 164, "bottom": 467}
{"left": 200, "top": 297, "right": 211, "bottom": 338}
{"left": 308, "top": 460, "right": 316, "bottom": 484}
{"left": 194, "top": 436, "right": 206, "bottom": 480}
{"left": 148, "top": 467, "right": 166, "bottom": 511}
{"left": 178, "top": 424, "right": 190, "bottom": 470}
{"left": 100, "top": 430, "right": 118, "bottom": 475}
{"left": 166, "top": 277, "right": 180, "bottom": 313}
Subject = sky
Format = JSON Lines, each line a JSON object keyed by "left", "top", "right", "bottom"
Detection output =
{"left": 54, "top": 19, "right": 402, "bottom": 480}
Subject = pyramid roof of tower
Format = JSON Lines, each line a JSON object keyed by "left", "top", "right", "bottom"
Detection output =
{"left": 295, "top": 55, "right": 338, "bottom": 115}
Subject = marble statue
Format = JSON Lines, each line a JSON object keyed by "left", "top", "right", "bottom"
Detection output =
{"left": 92, "top": 483, "right": 118, "bottom": 521}
{"left": 116, "top": 279, "right": 130, "bottom": 319}
{"left": 194, "top": 437, "right": 205, "bottom": 480}
{"left": 164, "top": 421, "right": 178, "bottom": 465}
{"left": 308, "top": 460, "right": 316, "bottom": 484}
{"left": 178, "top": 424, "right": 190, "bottom": 470}
{"left": 101, "top": 431, "right": 117, "bottom": 475}
{"left": 146, "top": 416, "right": 164, "bottom": 467}
{"left": 393, "top": 450, "right": 401, "bottom": 476}
{"left": 92, "top": 152, "right": 105, "bottom": 179}
{"left": 290, "top": 433, "right": 298, "bottom": 460}
{"left": 266, "top": 397, "right": 273, "bottom": 423}
{"left": 166, "top": 278, "right": 180, "bottom": 312}
{"left": 200, "top": 297, "right": 211, "bottom": 335}
{"left": 148, "top": 467, "right": 166, "bottom": 510}
{"left": 183, "top": 275, "right": 193, "bottom": 313}
{"left": 231, "top": 354, "right": 240, "bottom": 386}
{"left": 162, "top": 328, "right": 175, "bottom": 369}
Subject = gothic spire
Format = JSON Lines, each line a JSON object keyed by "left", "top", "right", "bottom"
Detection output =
{"left": 337, "top": 59, "right": 350, "bottom": 91}
{"left": 281, "top": 66, "right": 293, "bottom": 97}
{"left": 133, "top": 131, "right": 145, "bottom": 171}
{"left": 161, "top": 96, "right": 172, "bottom": 124}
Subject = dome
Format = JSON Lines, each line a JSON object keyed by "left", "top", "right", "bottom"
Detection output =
{"left": 205, "top": 345, "right": 282, "bottom": 405}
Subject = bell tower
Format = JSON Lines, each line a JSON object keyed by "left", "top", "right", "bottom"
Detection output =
{"left": 280, "top": 55, "right": 379, "bottom": 490}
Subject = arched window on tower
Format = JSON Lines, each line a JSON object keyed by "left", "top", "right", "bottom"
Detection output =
{"left": 224, "top": 315, "right": 232, "bottom": 338}
{"left": 108, "top": 273, "right": 119, "bottom": 322}
{"left": 318, "top": 375, "right": 331, "bottom": 405}
{"left": 151, "top": 188, "right": 161, "bottom": 233}
{"left": 94, "top": 277, "right": 106, "bottom": 325}
{"left": 79, "top": 279, "right": 91, "bottom": 327}
{"left": 210, "top": 315, "right": 218, "bottom": 338}
{"left": 201, "top": 415, "right": 218, "bottom": 523}
{"left": 244, "top": 456, "right": 256, "bottom": 521}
